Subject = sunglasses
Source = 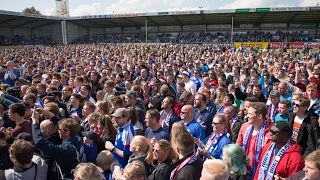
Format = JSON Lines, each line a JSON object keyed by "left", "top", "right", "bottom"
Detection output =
{"left": 292, "top": 102, "right": 301, "bottom": 107}
{"left": 180, "top": 111, "right": 189, "bottom": 115}
{"left": 212, "top": 122, "right": 221, "bottom": 126}
{"left": 270, "top": 130, "right": 283, "bottom": 135}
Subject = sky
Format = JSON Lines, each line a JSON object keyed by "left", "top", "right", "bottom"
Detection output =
{"left": 0, "top": 0, "right": 319, "bottom": 16}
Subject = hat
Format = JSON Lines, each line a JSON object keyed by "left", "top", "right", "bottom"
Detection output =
{"left": 81, "top": 131, "right": 98, "bottom": 144}
{"left": 17, "top": 132, "right": 33, "bottom": 143}
{"left": 125, "top": 90, "right": 137, "bottom": 98}
{"left": 111, "top": 108, "right": 129, "bottom": 118}
{"left": 269, "top": 90, "right": 281, "bottom": 97}
{"left": 274, "top": 121, "right": 292, "bottom": 136}
{"left": 181, "top": 71, "right": 190, "bottom": 78}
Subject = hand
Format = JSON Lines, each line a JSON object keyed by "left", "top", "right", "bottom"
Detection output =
{"left": 73, "top": 115, "right": 82, "bottom": 122}
{"left": 198, "top": 148, "right": 211, "bottom": 158}
{"left": 31, "top": 109, "right": 40, "bottom": 124}
{"left": 0, "top": 127, "right": 11, "bottom": 140}
{"left": 274, "top": 174, "right": 285, "bottom": 180}
{"left": 105, "top": 141, "right": 115, "bottom": 151}
{"left": 40, "top": 109, "right": 54, "bottom": 119}
{"left": 150, "top": 138, "right": 157, "bottom": 146}
{"left": 193, "top": 138, "right": 202, "bottom": 147}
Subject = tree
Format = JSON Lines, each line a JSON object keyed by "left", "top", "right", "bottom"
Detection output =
{"left": 22, "top": 6, "right": 41, "bottom": 15}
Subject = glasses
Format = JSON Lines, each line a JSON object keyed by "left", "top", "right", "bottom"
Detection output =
{"left": 180, "top": 111, "right": 189, "bottom": 115}
{"left": 270, "top": 130, "right": 283, "bottom": 135}
{"left": 292, "top": 102, "right": 301, "bottom": 107}
{"left": 212, "top": 122, "right": 221, "bottom": 126}
{"left": 288, "top": 76, "right": 294, "bottom": 78}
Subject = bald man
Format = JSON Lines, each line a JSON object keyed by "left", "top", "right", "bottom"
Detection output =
{"left": 181, "top": 105, "right": 206, "bottom": 144}
{"left": 223, "top": 106, "right": 243, "bottom": 143}
{"left": 3, "top": 61, "right": 19, "bottom": 87}
{"left": 38, "top": 119, "right": 62, "bottom": 179}
{"left": 200, "top": 159, "right": 229, "bottom": 180}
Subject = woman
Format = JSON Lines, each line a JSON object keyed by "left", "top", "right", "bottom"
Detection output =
{"left": 147, "top": 140, "right": 178, "bottom": 180}
{"left": 214, "top": 87, "right": 226, "bottom": 110}
{"left": 96, "top": 91, "right": 106, "bottom": 103}
{"left": 195, "top": 114, "right": 231, "bottom": 159}
{"left": 96, "top": 100, "right": 110, "bottom": 116}
{"left": 274, "top": 149, "right": 320, "bottom": 180}
{"left": 222, "top": 144, "right": 249, "bottom": 180}
{"left": 128, "top": 107, "right": 143, "bottom": 136}
{"left": 170, "top": 122, "right": 188, "bottom": 150}
{"left": 128, "top": 135, "right": 153, "bottom": 177}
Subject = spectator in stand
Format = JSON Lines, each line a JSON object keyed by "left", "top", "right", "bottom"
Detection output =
{"left": 96, "top": 150, "right": 113, "bottom": 180}
{"left": 145, "top": 109, "right": 170, "bottom": 142}
{"left": 3, "top": 61, "right": 19, "bottom": 87}
{"left": 73, "top": 163, "right": 104, "bottom": 180}
{"left": 254, "top": 121, "right": 304, "bottom": 180}
{"left": 125, "top": 90, "right": 146, "bottom": 130}
{"left": 8, "top": 103, "right": 32, "bottom": 137}
{"left": 200, "top": 159, "right": 229, "bottom": 180}
{"left": 160, "top": 96, "right": 181, "bottom": 133}
{"left": 224, "top": 106, "right": 242, "bottom": 143}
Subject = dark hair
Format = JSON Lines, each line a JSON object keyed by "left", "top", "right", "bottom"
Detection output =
{"left": 9, "top": 103, "right": 26, "bottom": 117}
{"left": 146, "top": 109, "right": 161, "bottom": 122}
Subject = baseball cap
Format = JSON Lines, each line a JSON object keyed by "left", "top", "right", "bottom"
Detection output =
{"left": 181, "top": 71, "right": 190, "bottom": 78}
{"left": 125, "top": 90, "right": 137, "bottom": 98}
{"left": 81, "top": 131, "right": 98, "bottom": 144}
{"left": 111, "top": 108, "right": 129, "bottom": 118}
{"left": 17, "top": 132, "right": 33, "bottom": 143}
{"left": 273, "top": 121, "right": 292, "bottom": 136}
{"left": 269, "top": 90, "right": 281, "bottom": 97}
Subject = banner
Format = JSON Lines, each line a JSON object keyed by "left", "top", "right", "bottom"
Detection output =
{"left": 183, "top": 25, "right": 206, "bottom": 30}
{"left": 207, "top": 24, "right": 231, "bottom": 29}
{"left": 270, "top": 42, "right": 320, "bottom": 49}
{"left": 55, "top": 0, "right": 69, "bottom": 17}
{"left": 233, "top": 42, "right": 269, "bottom": 48}
{"left": 261, "top": 23, "right": 287, "bottom": 28}
{"left": 289, "top": 23, "right": 317, "bottom": 28}
{"left": 203, "top": 9, "right": 235, "bottom": 14}
{"left": 159, "top": 26, "right": 181, "bottom": 30}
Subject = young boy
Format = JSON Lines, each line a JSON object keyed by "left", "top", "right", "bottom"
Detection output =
{"left": 96, "top": 150, "right": 113, "bottom": 180}
{"left": 274, "top": 100, "right": 291, "bottom": 122}
{"left": 82, "top": 131, "right": 98, "bottom": 163}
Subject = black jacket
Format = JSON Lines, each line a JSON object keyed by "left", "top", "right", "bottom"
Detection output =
{"left": 171, "top": 153, "right": 203, "bottom": 180}
{"left": 32, "top": 124, "right": 83, "bottom": 178}
{"left": 288, "top": 111, "right": 320, "bottom": 156}
{"left": 147, "top": 159, "right": 174, "bottom": 180}
{"left": 235, "top": 87, "right": 266, "bottom": 102}
{"left": 231, "top": 119, "right": 243, "bottom": 143}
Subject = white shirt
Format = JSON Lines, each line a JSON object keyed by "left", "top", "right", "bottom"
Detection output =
{"left": 185, "top": 80, "right": 196, "bottom": 93}
{"left": 309, "top": 98, "right": 318, "bottom": 110}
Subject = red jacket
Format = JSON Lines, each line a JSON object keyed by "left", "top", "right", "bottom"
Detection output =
{"left": 253, "top": 140, "right": 305, "bottom": 180}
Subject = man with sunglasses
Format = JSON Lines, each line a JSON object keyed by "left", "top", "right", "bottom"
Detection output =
{"left": 289, "top": 95, "right": 320, "bottom": 156}
{"left": 254, "top": 121, "right": 304, "bottom": 180}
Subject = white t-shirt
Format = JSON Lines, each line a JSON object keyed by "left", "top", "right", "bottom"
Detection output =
{"left": 309, "top": 98, "right": 318, "bottom": 110}
{"left": 185, "top": 80, "right": 196, "bottom": 93}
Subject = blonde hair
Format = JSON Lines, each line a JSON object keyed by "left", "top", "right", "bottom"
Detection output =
{"left": 215, "top": 87, "right": 226, "bottom": 108}
{"left": 73, "top": 163, "right": 104, "bottom": 180}
{"left": 202, "top": 159, "right": 229, "bottom": 180}
{"left": 146, "top": 139, "right": 178, "bottom": 166}
{"left": 170, "top": 122, "right": 188, "bottom": 150}
{"left": 96, "top": 150, "right": 113, "bottom": 170}
{"left": 131, "top": 135, "right": 149, "bottom": 153}
{"left": 123, "top": 161, "right": 145, "bottom": 179}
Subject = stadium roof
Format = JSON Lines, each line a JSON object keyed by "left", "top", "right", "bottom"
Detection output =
{"left": 0, "top": 7, "right": 319, "bottom": 28}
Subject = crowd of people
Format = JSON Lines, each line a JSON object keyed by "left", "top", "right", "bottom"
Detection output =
{"left": 0, "top": 35, "right": 56, "bottom": 46}
{"left": 0, "top": 42, "right": 319, "bottom": 180}
{"left": 71, "top": 31, "right": 315, "bottom": 44}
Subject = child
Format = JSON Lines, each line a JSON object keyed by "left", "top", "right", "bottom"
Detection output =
{"left": 82, "top": 131, "right": 98, "bottom": 164}
{"left": 96, "top": 150, "right": 113, "bottom": 180}
{"left": 274, "top": 100, "right": 291, "bottom": 122}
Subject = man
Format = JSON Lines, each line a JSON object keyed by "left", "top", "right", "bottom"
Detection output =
{"left": 274, "top": 100, "right": 291, "bottom": 122}
{"left": 200, "top": 159, "right": 229, "bottom": 180}
{"left": 8, "top": 103, "right": 32, "bottom": 137}
{"left": 254, "top": 121, "right": 304, "bottom": 180}
{"left": 104, "top": 108, "right": 135, "bottom": 169}
{"left": 236, "top": 102, "right": 271, "bottom": 178}
{"left": 191, "top": 69, "right": 202, "bottom": 91}
{"left": 181, "top": 71, "right": 196, "bottom": 96}
{"left": 73, "top": 76, "right": 84, "bottom": 94}
{"left": 224, "top": 106, "right": 242, "bottom": 143}
{"left": 61, "top": 86, "right": 72, "bottom": 104}
{"left": 103, "top": 80, "right": 116, "bottom": 102}
{"left": 80, "top": 101, "right": 96, "bottom": 131}
{"left": 194, "top": 93, "right": 213, "bottom": 137}
{"left": 125, "top": 90, "right": 146, "bottom": 129}
{"left": 181, "top": 105, "right": 206, "bottom": 144}
{"left": 145, "top": 109, "right": 170, "bottom": 141}
{"left": 171, "top": 132, "right": 203, "bottom": 180}
{"left": 278, "top": 81, "right": 292, "bottom": 103}
{"left": 235, "top": 83, "right": 266, "bottom": 103}
{"left": 67, "top": 93, "right": 83, "bottom": 119}
{"left": 39, "top": 120, "right": 62, "bottom": 179}
{"left": 240, "top": 96, "right": 260, "bottom": 122}
{"left": 3, "top": 61, "right": 19, "bottom": 87}
{"left": 160, "top": 96, "right": 181, "bottom": 133}
{"left": 32, "top": 116, "right": 85, "bottom": 179}
{"left": 267, "top": 90, "right": 281, "bottom": 122}
{"left": 80, "top": 84, "right": 96, "bottom": 104}
{"left": 289, "top": 95, "right": 320, "bottom": 156}
{"left": 217, "top": 94, "right": 234, "bottom": 114}
{"left": 306, "top": 83, "right": 320, "bottom": 115}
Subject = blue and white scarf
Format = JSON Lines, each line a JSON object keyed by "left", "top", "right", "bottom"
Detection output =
{"left": 242, "top": 121, "right": 267, "bottom": 174}
{"left": 205, "top": 131, "right": 229, "bottom": 155}
{"left": 257, "top": 140, "right": 291, "bottom": 180}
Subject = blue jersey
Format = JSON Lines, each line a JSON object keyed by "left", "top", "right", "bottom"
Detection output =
{"left": 185, "top": 120, "right": 206, "bottom": 144}
{"left": 113, "top": 121, "right": 135, "bottom": 169}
